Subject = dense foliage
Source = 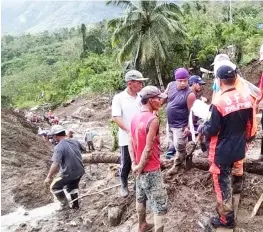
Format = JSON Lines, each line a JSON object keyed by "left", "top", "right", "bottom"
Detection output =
{"left": 1, "top": 1, "right": 263, "bottom": 108}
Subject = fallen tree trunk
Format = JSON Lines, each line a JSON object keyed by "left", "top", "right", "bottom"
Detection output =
{"left": 83, "top": 152, "right": 120, "bottom": 164}
{"left": 82, "top": 153, "right": 263, "bottom": 175}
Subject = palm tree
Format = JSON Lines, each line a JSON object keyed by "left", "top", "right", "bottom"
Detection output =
{"left": 107, "top": 0, "right": 186, "bottom": 90}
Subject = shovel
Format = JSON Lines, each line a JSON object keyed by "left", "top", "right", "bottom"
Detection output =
{"left": 185, "top": 133, "right": 202, "bottom": 170}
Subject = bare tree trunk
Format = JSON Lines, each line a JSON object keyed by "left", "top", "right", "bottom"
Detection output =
{"left": 155, "top": 59, "right": 165, "bottom": 91}
{"left": 83, "top": 153, "right": 263, "bottom": 175}
{"left": 134, "top": 38, "right": 141, "bottom": 70}
{"left": 83, "top": 152, "right": 120, "bottom": 164}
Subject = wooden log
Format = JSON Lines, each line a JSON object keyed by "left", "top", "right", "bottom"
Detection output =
{"left": 82, "top": 153, "right": 263, "bottom": 175}
{"left": 190, "top": 156, "right": 263, "bottom": 176}
{"left": 82, "top": 152, "right": 120, "bottom": 164}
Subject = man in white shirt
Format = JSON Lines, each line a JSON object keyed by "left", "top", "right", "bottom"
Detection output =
{"left": 112, "top": 70, "right": 148, "bottom": 197}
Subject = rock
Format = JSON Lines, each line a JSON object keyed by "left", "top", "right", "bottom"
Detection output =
{"left": 24, "top": 211, "right": 29, "bottom": 216}
{"left": 108, "top": 206, "right": 123, "bottom": 226}
{"left": 82, "top": 216, "right": 92, "bottom": 228}
{"left": 20, "top": 223, "right": 27, "bottom": 227}
{"left": 69, "top": 220, "right": 77, "bottom": 227}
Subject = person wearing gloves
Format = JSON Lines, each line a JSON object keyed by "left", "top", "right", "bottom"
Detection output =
{"left": 44, "top": 125, "right": 85, "bottom": 210}
{"left": 165, "top": 68, "right": 196, "bottom": 174}
{"left": 129, "top": 86, "right": 168, "bottom": 232}
{"left": 199, "top": 65, "right": 254, "bottom": 229}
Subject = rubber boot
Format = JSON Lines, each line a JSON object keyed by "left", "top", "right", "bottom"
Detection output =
{"left": 210, "top": 216, "right": 235, "bottom": 229}
{"left": 154, "top": 214, "right": 165, "bottom": 232}
{"left": 70, "top": 193, "right": 79, "bottom": 209}
{"left": 137, "top": 202, "right": 154, "bottom": 232}
{"left": 54, "top": 191, "right": 69, "bottom": 210}
{"left": 232, "top": 175, "right": 243, "bottom": 194}
{"left": 120, "top": 177, "right": 129, "bottom": 197}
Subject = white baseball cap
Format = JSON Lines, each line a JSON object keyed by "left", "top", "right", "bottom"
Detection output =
{"left": 125, "top": 70, "right": 149, "bottom": 82}
{"left": 260, "top": 44, "right": 263, "bottom": 61}
{"left": 49, "top": 125, "right": 65, "bottom": 135}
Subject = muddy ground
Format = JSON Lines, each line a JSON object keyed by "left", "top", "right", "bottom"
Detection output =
{"left": 1, "top": 61, "right": 263, "bottom": 231}
{"left": 1, "top": 109, "right": 53, "bottom": 215}
{"left": 1, "top": 99, "right": 263, "bottom": 232}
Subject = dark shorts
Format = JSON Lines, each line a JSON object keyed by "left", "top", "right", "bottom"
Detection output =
{"left": 50, "top": 176, "right": 82, "bottom": 194}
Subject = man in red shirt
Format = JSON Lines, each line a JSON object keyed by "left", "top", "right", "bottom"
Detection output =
{"left": 129, "top": 86, "right": 168, "bottom": 232}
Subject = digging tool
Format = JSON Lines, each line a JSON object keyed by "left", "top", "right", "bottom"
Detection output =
{"left": 251, "top": 193, "right": 263, "bottom": 218}
{"left": 185, "top": 133, "right": 202, "bottom": 170}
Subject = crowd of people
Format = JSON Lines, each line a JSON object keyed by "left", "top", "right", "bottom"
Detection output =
{"left": 42, "top": 45, "right": 263, "bottom": 232}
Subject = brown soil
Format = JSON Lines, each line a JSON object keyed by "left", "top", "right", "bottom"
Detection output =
{"left": 240, "top": 59, "right": 262, "bottom": 86}
{"left": 1, "top": 109, "right": 53, "bottom": 215}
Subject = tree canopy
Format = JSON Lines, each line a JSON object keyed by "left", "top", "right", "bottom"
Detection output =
{"left": 1, "top": 1, "right": 263, "bottom": 108}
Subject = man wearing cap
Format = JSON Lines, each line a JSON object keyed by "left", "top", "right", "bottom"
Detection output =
{"left": 44, "top": 125, "right": 85, "bottom": 210}
{"left": 111, "top": 69, "right": 148, "bottom": 197}
{"left": 199, "top": 65, "right": 254, "bottom": 229}
{"left": 188, "top": 75, "right": 208, "bottom": 154}
{"left": 212, "top": 54, "right": 258, "bottom": 143}
{"left": 129, "top": 86, "right": 168, "bottom": 232}
{"left": 188, "top": 75, "right": 206, "bottom": 99}
{"left": 165, "top": 68, "right": 196, "bottom": 174}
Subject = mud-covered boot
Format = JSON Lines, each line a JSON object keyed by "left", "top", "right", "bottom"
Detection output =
{"left": 232, "top": 175, "right": 243, "bottom": 194}
{"left": 70, "top": 193, "right": 79, "bottom": 209}
{"left": 54, "top": 191, "right": 69, "bottom": 210}
{"left": 210, "top": 216, "right": 235, "bottom": 229}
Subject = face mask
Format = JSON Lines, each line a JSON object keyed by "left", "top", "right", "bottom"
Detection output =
{"left": 212, "top": 78, "right": 220, "bottom": 92}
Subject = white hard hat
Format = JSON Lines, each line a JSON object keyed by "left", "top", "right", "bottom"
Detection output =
{"left": 211, "top": 54, "right": 230, "bottom": 66}
{"left": 260, "top": 44, "right": 263, "bottom": 61}
{"left": 49, "top": 125, "right": 65, "bottom": 135}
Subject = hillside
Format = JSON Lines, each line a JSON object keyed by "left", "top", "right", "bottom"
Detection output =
{"left": 1, "top": 0, "right": 123, "bottom": 34}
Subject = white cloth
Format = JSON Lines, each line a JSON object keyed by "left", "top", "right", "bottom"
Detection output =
{"left": 111, "top": 89, "right": 141, "bottom": 146}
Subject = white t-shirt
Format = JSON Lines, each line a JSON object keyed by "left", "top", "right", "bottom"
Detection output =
{"left": 111, "top": 89, "right": 141, "bottom": 146}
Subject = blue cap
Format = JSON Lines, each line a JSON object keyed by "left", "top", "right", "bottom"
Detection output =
{"left": 189, "top": 75, "right": 206, "bottom": 86}
{"left": 216, "top": 65, "right": 236, "bottom": 79}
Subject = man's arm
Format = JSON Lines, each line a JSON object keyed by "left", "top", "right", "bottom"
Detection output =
{"left": 47, "top": 162, "right": 60, "bottom": 178}
{"left": 111, "top": 94, "right": 129, "bottom": 132}
{"left": 200, "top": 105, "right": 222, "bottom": 137}
{"left": 161, "top": 83, "right": 170, "bottom": 105}
{"left": 187, "top": 92, "right": 196, "bottom": 110}
{"left": 128, "top": 133, "right": 136, "bottom": 166}
{"left": 135, "top": 118, "right": 159, "bottom": 173}
{"left": 112, "top": 117, "right": 129, "bottom": 133}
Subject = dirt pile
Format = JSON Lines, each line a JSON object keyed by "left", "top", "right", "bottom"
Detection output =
{"left": 240, "top": 59, "right": 262, "bottom": 86}
{"left": 1, "top": 109, "right": 53, "bottom": 215}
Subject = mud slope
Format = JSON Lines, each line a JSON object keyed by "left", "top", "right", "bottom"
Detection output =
{"left": 1, "top": 109, "right": 53, "bottom": 215}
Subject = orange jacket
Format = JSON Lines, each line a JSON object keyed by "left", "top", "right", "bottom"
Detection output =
{"left": 212, "top": 76, "right": 257, "bottom": 137}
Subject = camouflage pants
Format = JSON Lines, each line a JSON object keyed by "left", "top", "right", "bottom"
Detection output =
{"left": 136, "top": 170, "right": 168, "bottom": 215}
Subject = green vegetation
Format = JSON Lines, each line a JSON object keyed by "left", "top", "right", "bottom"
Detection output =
{"left": 1, "top": 1, "right": 263, "bottom": 108}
